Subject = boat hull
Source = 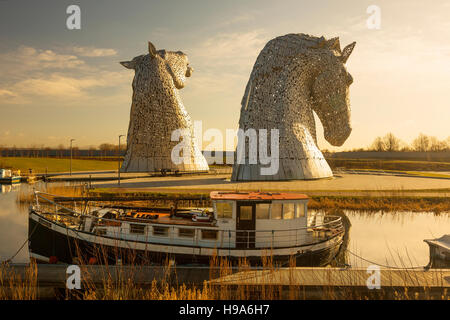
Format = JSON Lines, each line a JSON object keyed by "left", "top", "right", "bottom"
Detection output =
{"left": 0, "top": 176, "right": 21, "bottom": 184}
{"left": 28, "top": 211, "right": 343, "bottom": 267}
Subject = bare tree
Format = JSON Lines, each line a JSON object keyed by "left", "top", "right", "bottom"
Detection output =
{"left": 429, "top": 136, "right": 446, "bottom": 151}
{"left": 382, "top": 133, "right": 401, "bottom": 152}
{"left": 44, "top": 147, "right": 52, "bottom": 158}
{"left": 72, "top": 146, "right": 80, "bottom": 158}
{"left": 371, "top": 137, "right": 385, "bottom": 151}
{"left": 412, "top": 133, "right": 430, "bottom": 152}
{"left": 57, "top": 144, "right": 65, "bottom": 158}
{"left": 99, "top": 143, "right": 115, "bottom": 158}
{"left": 88, "top": 146, "right": 97, "bottom": 157}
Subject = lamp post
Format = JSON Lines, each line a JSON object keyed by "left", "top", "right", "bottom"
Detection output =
{"left": 70, "top": 139, "right": 75, "bottom": 176}
{"left": 118, "top": 135, "right": 125, "bottom": 186}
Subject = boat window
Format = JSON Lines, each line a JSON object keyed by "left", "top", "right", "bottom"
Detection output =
{"left": 153, "top": 226, "right": 169, "bottom": 237}
{"left": 283, "top": 203, "right": 295, "bottom": 220}
{"left": 201, "top": 229, "right": 218, "bottom": 240}
{"left": 296, "top": 203, "right": 305, "bottom": 218}
{"left": 256, "top": 203, "right": 270, "bottom": 219}
{"left": 130, "top": 223, "right": 146, "bottom": 234}
{"left": 239, "top": 206, "right": 253, "bottom": 220}
{"left": 216, "top": 202, "right": 233, "bottom": 219}
{"left": 178, "top": 228, "right": 195, "bottom": 238}
{"left": 38, "top": 218, "right": 52, "bottom": 229}
{"left": 94, "top": 228, "right": 107, "bottom": 236}
{"left": 271, "top": 203, "right": 282, "bottom": 220}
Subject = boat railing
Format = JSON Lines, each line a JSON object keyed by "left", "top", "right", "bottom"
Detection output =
{"left": 32, "top": 191, "right": 344, "bottom": 249}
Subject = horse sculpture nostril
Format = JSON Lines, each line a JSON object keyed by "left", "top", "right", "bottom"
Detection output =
{"left": 186, "top": 67, "right": 193, "bottom": 77}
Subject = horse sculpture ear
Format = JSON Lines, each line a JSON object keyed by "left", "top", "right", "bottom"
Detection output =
{"left": 340, "top": 42, "right": 356, "bottom": 63}
{"left": 148, "top": 41, "right": 157, "bottom": 58}
{"left": 315, "top": 37, "right": 340, "bottom": 51}
{"left": 120, "top": 60, "right": 136, "bottom": 69}
{"left": 327, "top": 37, "right": 341, "bottom": 52}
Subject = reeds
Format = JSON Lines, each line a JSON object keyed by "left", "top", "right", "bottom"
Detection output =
{"left": 0, "top": 252, "right": 448, "bottom": 300}
{"left": 0, "top": 261, "right": 37, "bottom": 300}
{"left": 16, "top": 182, "right": 84, "bottom": 205}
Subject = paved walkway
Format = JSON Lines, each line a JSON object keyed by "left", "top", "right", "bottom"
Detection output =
{"left": 87, "top": 172, "right": 450, "bottom": 196}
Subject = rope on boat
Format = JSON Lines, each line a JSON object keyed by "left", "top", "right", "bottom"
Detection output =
{"left": 344, "top": 248, "right": 425, "bottom": 270}
{"left": 1, "top": 222, "right": 39, "bottom": 265}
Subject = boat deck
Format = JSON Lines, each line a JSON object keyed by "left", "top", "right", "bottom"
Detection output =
{"left": 98, "top": 211, "right": 217, "bottom": 228}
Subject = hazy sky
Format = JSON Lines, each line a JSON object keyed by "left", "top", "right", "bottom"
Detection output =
{"left": 0, "top": 0, "right": 449, "bottom": 150}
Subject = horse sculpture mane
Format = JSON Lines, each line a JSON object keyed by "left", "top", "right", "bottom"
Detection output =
{"left": 231, "top": 33, "right": 355, "bottom": 181}
{"left": 120, "top": 42, "right": 209, "bottom": 172}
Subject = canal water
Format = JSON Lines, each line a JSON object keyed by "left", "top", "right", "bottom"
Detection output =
{"left": 0, "top": 182, "right": 449, "bottom": 267}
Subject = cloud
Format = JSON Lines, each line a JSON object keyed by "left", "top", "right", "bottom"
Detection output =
{"left": 6, "top": 71, "right": 129, "bottom": 100}
{"left": 188, "top": 30, "right": 267, "bottom": 71}
{"left": 0, "top": 46, "right": 84, "bottom": 75}
{"left": 0, "top": 45, "right": 131, "bottom": 106}
{"left": 71, "top": 47, "right": 118, "bottom": 57}
{"left": 0, "top": 89, "right": 17, "bottom": 99}
{"left": 0, "top": 88, "right": 27, "bottom": 104}
{"left": 218, "top": 13, "right": 255, "bottom": 27}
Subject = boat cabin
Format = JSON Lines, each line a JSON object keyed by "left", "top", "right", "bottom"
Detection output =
{"left": 210, "top": 191, "right": 309, "bottom": 249}
{"left": 79, "top": 191, "right": 312, "bottom": 250}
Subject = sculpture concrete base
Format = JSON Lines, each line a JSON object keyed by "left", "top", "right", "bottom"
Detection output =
{"left": 232, "top": 159, "right": 332, "bottom": 181}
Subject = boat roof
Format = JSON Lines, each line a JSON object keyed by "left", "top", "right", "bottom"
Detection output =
{"left": 210, "top": 191, "right": 308, "bottom": 201}
{"left": 424, "top": 234, "right": 450, "bottom": 251}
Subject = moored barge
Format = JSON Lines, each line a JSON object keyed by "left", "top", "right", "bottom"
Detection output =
{"left": 28, "top": 191, "right": 345, "bottom": 266}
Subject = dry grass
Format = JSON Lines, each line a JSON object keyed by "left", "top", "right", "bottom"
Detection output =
{"left": 0, "top": 261, "right": 37, "bottom": 300}
{"left": 308, "top": 196, "right": 450, "bottom": 213}
{"left": 16, "top": 183, "right": 84, "bottom": 205}
{"left": 327, "top": 158, "right": 450, "bottom": 172}
{"left": 0, "top": 250, "right": 448, "bottom": 300}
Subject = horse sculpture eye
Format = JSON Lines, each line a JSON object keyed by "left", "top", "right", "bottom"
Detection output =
{"left": 347, "top": 73, "right": 353, "bottom": 85}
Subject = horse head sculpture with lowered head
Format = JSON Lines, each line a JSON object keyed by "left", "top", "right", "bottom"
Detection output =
{"left": 231, "top": 33, "right": 356, "bottom": 181}
{"left": 119, "top": 41, "right": 208, "bottom": 173}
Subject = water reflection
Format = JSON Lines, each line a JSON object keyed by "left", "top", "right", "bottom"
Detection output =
{"left": 341, "top": 210, "right": 449, "bottom": 268}
{"left": 0, "top": 183, "right": 30, "bottom": 262}
{"left": 1, "top": 183, "right": 21, "bottom": 194}
{"left": 0, "top": 184, "right": 448, "bottom": 266}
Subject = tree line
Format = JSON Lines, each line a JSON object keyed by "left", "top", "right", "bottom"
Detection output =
{"left": 369, "top": 133, "right": 450, "bottom": 152}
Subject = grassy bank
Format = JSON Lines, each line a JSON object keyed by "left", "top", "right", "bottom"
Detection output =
{"left": 307, "top": 196, "right": 450, "bottom": 213}
{"left": 327, "top": 158, "right": 450, "bottom": 172}
{"left": 0, "top": 157, "right": 121, "bottom": 174}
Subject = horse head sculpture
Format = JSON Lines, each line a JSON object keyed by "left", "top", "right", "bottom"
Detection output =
{"left": 231, "top": 34, "right": 355, "bottom": 181}
{"left": 120, "top": 42, "right": 209, "bottom": 172}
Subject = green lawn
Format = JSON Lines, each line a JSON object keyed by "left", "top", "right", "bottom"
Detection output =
{"left": 0, "top": 157, "right": 121, "bottom": 174}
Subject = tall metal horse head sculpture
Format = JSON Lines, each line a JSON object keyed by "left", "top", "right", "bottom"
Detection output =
{"left": 120, "top": 42, "right": 209, "bottom": 173}
{"left": 232, "top": 33, "right": 355, "bottom": 181}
